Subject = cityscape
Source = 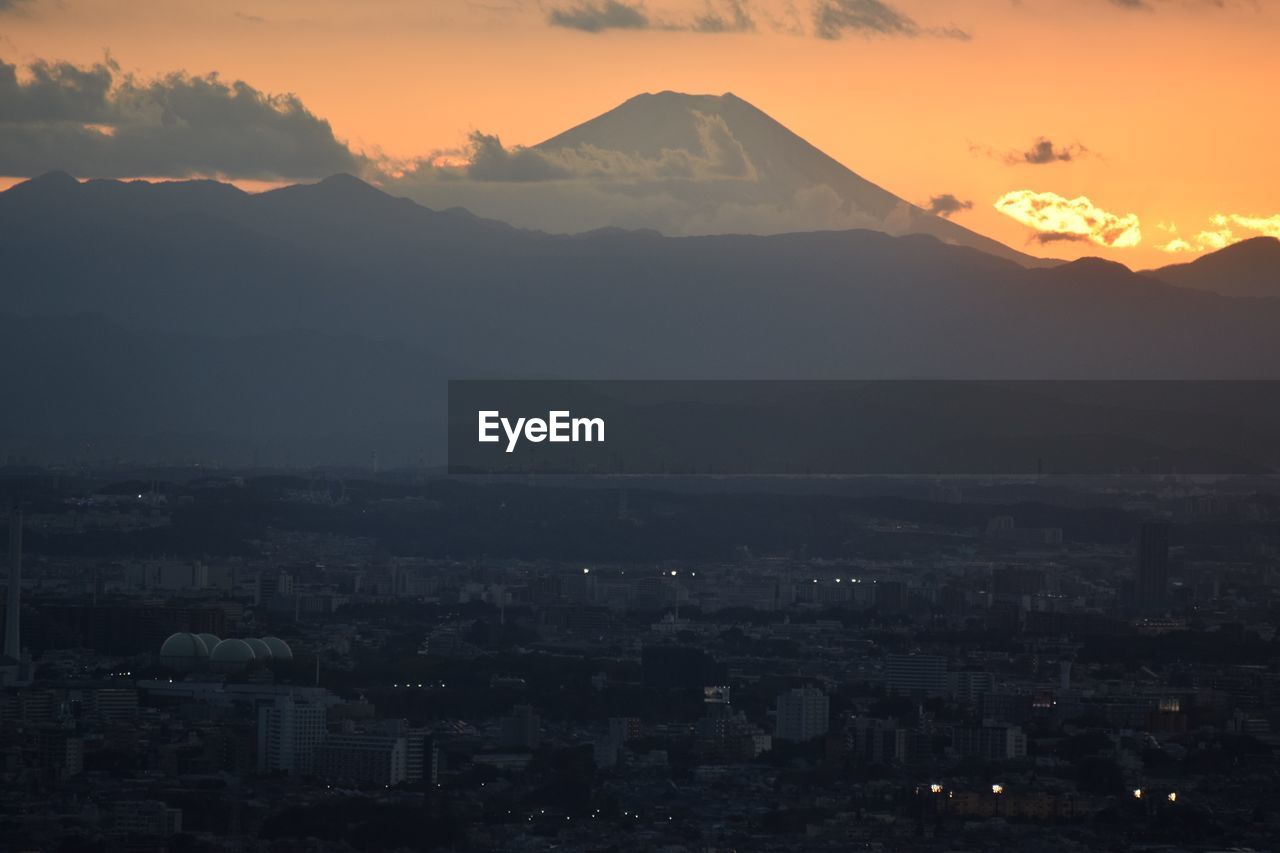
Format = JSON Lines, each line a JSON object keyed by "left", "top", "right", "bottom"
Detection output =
{"left": 1, "top": 471, "right": 1277, "bottom": 851}
{"left": 3, "top": 0, "right": 1279, "bottom": 850}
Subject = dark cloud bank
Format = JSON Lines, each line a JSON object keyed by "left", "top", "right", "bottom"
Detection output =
{"left": 0, "top": 57, "right": 358, "bottom": 179}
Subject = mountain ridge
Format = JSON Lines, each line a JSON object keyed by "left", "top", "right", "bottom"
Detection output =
{"left": 1144, "top": 236, "right": 1280, "bottom": 298}
{"left": 4, "top": 171, "right": 1280, "bottom": 463}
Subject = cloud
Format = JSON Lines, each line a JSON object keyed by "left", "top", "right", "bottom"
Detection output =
{"left": 462, "top": 132, "right": 574, "bottom": 181}
{"left": 548, "top": 0, "right": 651, "bottom": 31}
{"left": 1107, "top": 0, "right": 1249, "bottom": 12}
{"left": 1155, "top": 212, "right": 1280, "bottom": 253}
{"left": 547, "top": 0, "right": 757, "bottom": 34}
{"left": 1030, "top": 232, "right": 1090, "bottom": 245}
{"left": 0, "top": 56, "right": 360, "bottom": 179}
{"left": 0, "top": 58, "right": 115, "bottom": 122}
{"left": 1156, "top": 237, "right": 1195, "bottom": 253}
{"left": 1223, "top": 213, "right": 1280, "bottom": 240}
{"left": 926, "top": 193, "right": 973, "bottom": 218}
{"left": 407, "top": 110, "right": 758, "bottom": 185}
{"left": 994, "top": 189, "right": 1142, "bottom": 248}
{"left": 693, "top": 0, "right": 756, "bottom": 32}
{"left": 812, "top": 0, "right": 970, "bottom": 40}
{"left": 545, "top": 0, "right": 962, "bottom": 39}
{"left": 1018, "top": 137, "right": 1086, "bottom": 165}
{"left": 974, "top": 136, "right": 1089, "bottom": 165}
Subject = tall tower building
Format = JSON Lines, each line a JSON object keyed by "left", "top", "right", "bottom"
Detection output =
{"left": 4, "top": 510, "right": 22, "bottom": 661}
{"left": 1136, "top": 521, "right": 1170, "bottom": 615}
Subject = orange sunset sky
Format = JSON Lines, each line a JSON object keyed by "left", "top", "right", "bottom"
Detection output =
{"left": 2, "top": 0, "right": 1277, "bottom": 268}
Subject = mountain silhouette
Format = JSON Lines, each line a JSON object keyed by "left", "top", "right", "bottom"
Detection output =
{"left": 1144, "top": 236, "right": 1280, "bottom": 298}
{"left": 535, "top": 91, "right": 1042, "bottom": 265}
{"left": 4, "top": 172, "right": 1280, "bottom": 463}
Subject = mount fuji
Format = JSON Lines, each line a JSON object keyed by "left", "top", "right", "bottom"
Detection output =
{"left": 396, "top": 91, "right": 1041, "bottom": 265}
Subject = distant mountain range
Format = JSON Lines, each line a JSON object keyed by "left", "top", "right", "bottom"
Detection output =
{"left": 2, "top": 170, "right": 1279, "bottom": 464}
{"left": 1144, "top": 237, "right": 1280, "bottom": 298}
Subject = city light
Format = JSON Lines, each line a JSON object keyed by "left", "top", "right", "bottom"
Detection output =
{"left": 991, "top": 784, "right": 1004, "bottom": 795}
{"left": 1167, "top": 792, "right": 1177, "bottom": 803}
{"left": 1133, "top": 789, "right": 1143, "bottom": 800}
{"left": 930, "top": 783, "right": 943, "bottom": 794}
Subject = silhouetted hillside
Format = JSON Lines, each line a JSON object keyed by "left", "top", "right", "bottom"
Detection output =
{"left": 1144, "top": 237, "right": 1280, "bottom": 298}
{"left": 4, "top": 174, "right": 1280, "bottom": 462}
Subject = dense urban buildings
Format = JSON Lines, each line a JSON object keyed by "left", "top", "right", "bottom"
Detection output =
{"left": 1, "top": 470, "right": 1278, "bottom": 853}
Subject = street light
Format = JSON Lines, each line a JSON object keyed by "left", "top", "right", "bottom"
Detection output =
{"left": 991, "top": 784, "right": 1004, "bottom": 795}
{"left": 1133, "top": 789, "right": 1143, "bottom": 800}
{"left": 930, "top": 784, "right": 943, "bottom": 794}
{"left": 1167, "top": 792, "right": 1177, "bottom": 803}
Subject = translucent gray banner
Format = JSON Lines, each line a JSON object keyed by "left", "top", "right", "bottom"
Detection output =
{"left": 447, "top": 380, "right": 1280, "bottom": 476}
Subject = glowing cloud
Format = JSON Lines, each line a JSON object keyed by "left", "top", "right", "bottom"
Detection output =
{"left": 994, "top": 189, "right": 1141, "bottom": 248}
{"left": 1154, "top": 213, "right": 1280, "bottom": 253}
{"left": 1194, "top": 224, "right": 1235, "bottom": 251}
{"left": 1223, "top": 213, "right": 1280, "bottom": 240}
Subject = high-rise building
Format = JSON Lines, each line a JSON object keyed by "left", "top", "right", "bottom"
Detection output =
{"left": 1136, "top": 521, "right": 1170, "bottom": 615}
{"left": 375, "top": 719, "right": 436, "bottom": 785}
{"left": 885, "top": 654, "right": 948, "bottom": 697}
{"left": 5, "top": 510, "right": 22, "bottom": 661}
{"left": 37, "top": 726, "right": 84, "bottom": 779}
{"left": 91, "top": 688, "right": 139, "bottom": 722}
{"left": 407, "top": 730, "right": 438, "bottom": 786}
{"left": 314, "top": 733, "right": 408, "bottom": 786}
{"left": 775, "top": 686, "right": 830, "bottom": 742}
{"left": 257, "top": 695, "right": 327, "bottom": 774}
